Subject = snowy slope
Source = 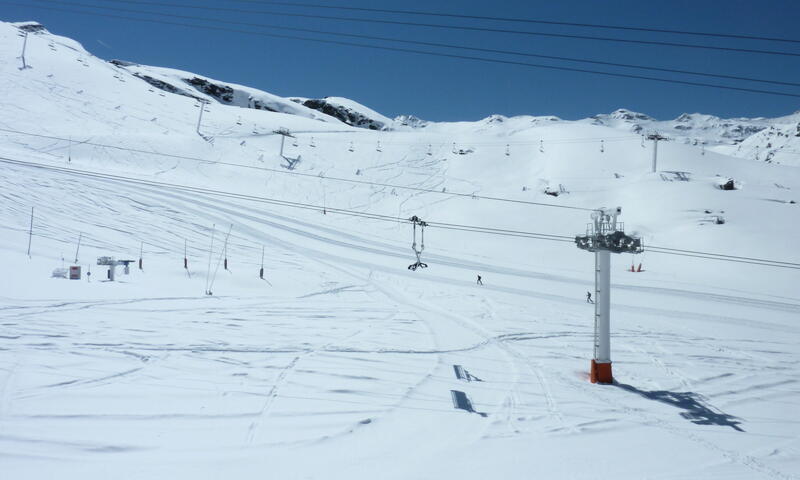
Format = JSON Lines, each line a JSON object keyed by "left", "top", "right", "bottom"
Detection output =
{"left": 115, "top": 62, "right": 337, "bottom": 123}
{"left": 587, "top": 108, "right": 800, "bottom": 166}
{"left": 1, "top": 20, "right": 799, "bottom": 480}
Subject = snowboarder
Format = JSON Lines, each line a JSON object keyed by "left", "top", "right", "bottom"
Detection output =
{"left": 477, "top": 274, "right": 483, "bottom": 285}
{"left": 586, "top": 291, "right": 593, "bottom": 303}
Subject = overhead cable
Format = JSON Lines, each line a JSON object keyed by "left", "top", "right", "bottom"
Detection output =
{"left": 229, "top": 0, "right": 800, "bottom": 45}
{"left": 0, "top": 127, "right": 594, "bottom": 212}
{"left": 81, "top": 0, "right": 800, "bottom": 57}
{"left": 1, "top": 155, "right": 798, "bottom": 270}
{"left": 10, "top": 2, "right": 800, "bottom": 98}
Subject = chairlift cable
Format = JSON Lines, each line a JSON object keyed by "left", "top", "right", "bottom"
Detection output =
{"left": 229, "top": 0, "right": 800, "bottom": 45}
{"left": 81, "top": 0, "right": 800, "bottom": 57}
{"left": 0, "top": 155, "right": 797, "bottom": 270}
{"left": 0, "top": 127, "right": 593, "bottom": 212}
{"left": 37, "top": 0, "right": 800, "bottom": 88}
{"left": 11, "top": 2, "right": 800, "bottom": 98}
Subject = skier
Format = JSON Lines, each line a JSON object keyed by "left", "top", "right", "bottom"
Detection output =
{"left": 586, "top": 291, "right": 593, "bottom": 304}
{"left": 477, "top": 274, "right": 483, "bottom": 285}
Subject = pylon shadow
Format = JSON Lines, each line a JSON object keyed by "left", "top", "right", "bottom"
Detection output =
{"left": 614, "top": 383, "right": 744, "bottom": 431}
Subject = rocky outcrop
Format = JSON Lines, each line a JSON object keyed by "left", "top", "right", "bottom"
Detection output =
{"left": 185, "top": 77, "right": 234, "bottom": 103}
{"left": 135, "top": 74, "right": 183, "bottom": 95}
{"left": 295, "top": 98, "right": 387, "bottom": 130}
{"left": 394, "top": 115, "right": 428, "bottom": 128}
{"left": 16, "top": 22, "right": 47, "bottom": 34}
{"left": 109, "top": 59, "right": 136, "bottom": 67}
{"left": 608, "top": 109, "right": 653, "bottom": 122}
{"left": 249, "top": 98, "right": 278, "bottom": 112}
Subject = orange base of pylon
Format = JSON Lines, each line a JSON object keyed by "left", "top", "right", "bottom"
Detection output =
{"left": 590, "top": 360, "right": 613, "bottom": 384}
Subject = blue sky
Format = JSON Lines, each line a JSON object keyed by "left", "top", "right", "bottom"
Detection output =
{"left": 4, "top": 0, "right": 799, "bottom": 121}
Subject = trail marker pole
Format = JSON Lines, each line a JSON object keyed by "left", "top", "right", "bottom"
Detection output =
{"left": 138, "top": 241, "right": 143, "bottom": 270}
{"left": 223, "top": 235, "right": 229, "bottom": 271}
{"left": 26, "top": 207, "right": 33, "bottom": 257}
{"left": 205, "top": 224, "right": 216, "bottom": 295}
{"left": 259, "top": 245, "right": 264, "bottom": 279}
{"left": 575, "top": 207, "right": 642, "bottom": 384}
{"left": 183, "top": 239, "right": 188, "bottom": 270}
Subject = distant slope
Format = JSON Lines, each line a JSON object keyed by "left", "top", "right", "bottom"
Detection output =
{"left": 113, "top": 62, "right": 339, "bottom": 124}
{"left": 586, "top": 108, "right": 800, "bottom": 166}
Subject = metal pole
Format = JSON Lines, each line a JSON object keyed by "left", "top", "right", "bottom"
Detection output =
{"left": 595, "top": 250, "right": 611, "bottom": 364}
{"left": 651, "top": 137, "right": 658, "bottom": 173}
{"left": 593, "top": 251, "right": 599, "bottom": 359}
{"left": 196, "top": 101, "right": 206, "bottom": 136}
{"left": 206, "top": 224, "right": 215, "bottom": 295}
{"left": 26, "top": 207, "right": 33, "bottom": 257}
{"left": 20, "top": 32, "right": 28, "bottom": 70}
{"left": 280, "top": 134, "right": 285, "bottom": 157}
{"left": 74, "top": 232, "right": 82, "bottom": 263}
{"left": 223, "top": 234, "right": 228, "bottom": 270}
{"left": 259, "top": 245, "right": 264, "bottom": 279}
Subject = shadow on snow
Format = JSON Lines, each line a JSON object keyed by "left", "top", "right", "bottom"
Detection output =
{"left": 614, "top": 383, "right": 744, "bottom": 432}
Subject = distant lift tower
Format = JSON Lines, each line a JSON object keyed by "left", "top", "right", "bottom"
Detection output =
{"left": 575, "top": 207, "right": 643, "bottom": 383}
{"left": 646, "top": 133, "right": 668, "bottom": 173}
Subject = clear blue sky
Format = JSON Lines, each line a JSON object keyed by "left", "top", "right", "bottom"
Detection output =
{"left": 4, "top": 0, "right": 800, "bottom": 121}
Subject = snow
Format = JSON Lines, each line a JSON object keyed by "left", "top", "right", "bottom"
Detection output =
{"left": 115, "top": 63, "right": 336, "bottom": 123}
{"left": 1, "top": 20, "right": 799, "bottom": 479}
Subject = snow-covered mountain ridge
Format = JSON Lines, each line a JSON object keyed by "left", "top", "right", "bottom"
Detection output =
{"left": 586, "top": 108, "right": 800, "bottom": 164}
{"left": 11, "top": 21, "right": 798, "bottom": 163}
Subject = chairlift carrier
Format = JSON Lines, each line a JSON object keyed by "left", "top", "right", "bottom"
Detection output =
{"left": 408, "top": 215, "right": 428, "bottom": 271}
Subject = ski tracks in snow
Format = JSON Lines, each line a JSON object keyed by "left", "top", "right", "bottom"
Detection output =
{"left": 246, "top": 355, "right": 300, "bottom": 445}
{"left": 563, "top": 371, "right": 797, "bottom": 480}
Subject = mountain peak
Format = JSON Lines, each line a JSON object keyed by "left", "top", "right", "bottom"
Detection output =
{"left": 607, "top": 108, "right": 653, "bottom": 121}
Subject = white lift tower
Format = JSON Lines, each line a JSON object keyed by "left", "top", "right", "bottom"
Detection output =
{"left": 575, "top": 207, "right": 643, "bottom": 383}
